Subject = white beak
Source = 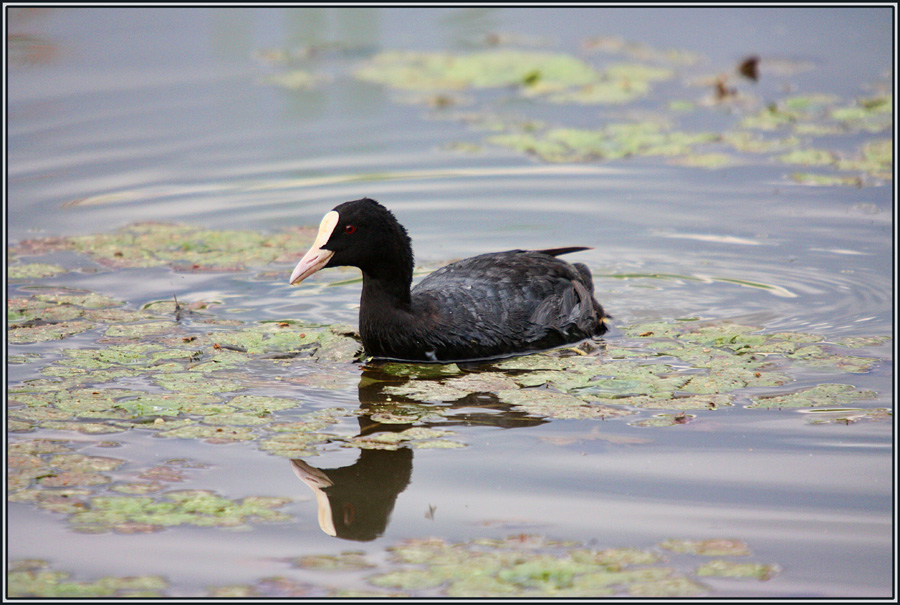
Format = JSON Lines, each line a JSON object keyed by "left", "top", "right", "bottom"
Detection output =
{"left": 289, "top": 211, "right": 339, "bottom": 285}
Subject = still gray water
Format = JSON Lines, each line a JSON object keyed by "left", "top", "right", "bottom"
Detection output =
{"left": 6, "top": 7, "right": 894, "bottom": 598}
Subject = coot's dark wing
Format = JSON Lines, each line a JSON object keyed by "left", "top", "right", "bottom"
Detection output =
{"left": 405, "top": 249, "right": 605, "bottom": 361}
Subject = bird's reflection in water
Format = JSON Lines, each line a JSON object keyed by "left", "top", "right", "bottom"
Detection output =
{"left": 291, "top": 363, "right": 547, "bottom": 541}
{"left": 291, "top": 448, "right": 412, "bottom": 542}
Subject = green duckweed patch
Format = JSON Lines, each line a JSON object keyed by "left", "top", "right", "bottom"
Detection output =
{"left": 66, "top": 490, "right": 292, "bottom": 533}
{"left": 11, "top": 484, "right": 292, "bottom": 534}
{"left": 8, "top": 277, "right": 888, "bottom": 446}
{"left": 747, "top": 383, "right": 877, "bottom": 410}
{"left": 7, "top": 438, "right": 294, "bottom": 533}
{"left": 347, "top": 45, "right": 898, "bottom": 177}
{"left": 497, "top": 389, "right": 631, "bottom": 420}
{"left": 7, "top": 560, "right": 168, "bottom": 598}
{"left": 488, "top": 123, "right": 719, "bottom": 164}
{"left": 292, "top": 552, "right": 377, "bottom": 571}
{"left": 659, "top": 538, "right": 751, "bottom": 556}
{"left": 346, "top": 426, "right": 465, "bottom": 451}
{"left": 695, "top": 559, "right": 781, "bottom": 581}
{"left": 358, "top": 534, "right": 777, "bottom": 597}
{"left": 8, "top": 262, "right": 69, "bottom": 280}
{"left": 7, "top": 208, "right": 890, "bottom": 477}
{"left": 354, "top": 50, "right": 600, "bottom": 92}
{"left": 0, "top": 531, "right": 781, "bottom": 597}
{"left": 207, "top": 576, "right": 315, "bottom": 598}
{"left": 346, "top": 44, "right": 891, "bottom": 186}
{"left": 629, "top": 412, "right": 694, "bottom": 428}
{"left": 790, "top": 172, "right": 864, "bottom": 187}
{"left": 376, "top": 320, "right": 886, "bottom": 423}
{"left": 7, "top": 289, "right": 139, "bottom": 343}
{"left": 797, "top": 407, "right": 892, "bottom": 425}
{"left": 9, "top": 221, "right": 315, "bottom": 272}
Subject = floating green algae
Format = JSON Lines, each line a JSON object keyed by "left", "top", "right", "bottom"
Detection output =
{"left": 722, "top": 131, "right": 802, "bottom": 154}
{"left": 581, "top": 35, "right": 702, "bottom": 66}
{"left": 65, "top": 490, "right": 292, "bottom": 534}
{"left": 669, "top": 152, "right": 737, "bottom": 169}
{"left": 777, "top": 148, "right": 838, "bottom": 166}
{"left": 398, "top": 44, "right": 890, "bottom": 185}
{"left": 9, "top": 221, "right": 316, "bottom": 272}
{"left": 8, "top": 262, "right": 68, "bottom": 280}
{"left": 695, "top": 559, "right": 781, "bottom": 581}
{"left": 207, "top": 576, "right": 315, "bottom": 598}
{"left": 7, "top": 439, "right": 95, "bottom": 491}
{"left": 658, "top": 538, "right": 751, "bottom": 556}
{"left": 7, "top": 438, "right": 294, "bottom": 534}
{"left": 783, "top": 344, "right": 879, "bottom": 373}
{"left": 358, "top": 533, "right": 777, "bottom": 597}
{"left": 7, "top": 290, "right": 134, "bottom": 343}
{"left": 292, "top": 552, "right": 377, "bottom": 571}
{"left": 837, "top": 138, "right": 892, "bottom": 180}
{"left": 798, "top": 407, "right": 891, "bottom": 425}
{"left": 488, "top": 123, "right": 719, "bottom": 163}
{"left": 7, "top": 245, "right": 890, "bottom": 458}
{"left": 7, "top": 560, "right": 168, "bottom": 598}
{"left": 4, "top": 531, "right": 784, "bottom": 598}
{"left": 542, "top": 62, "right": 674, "bottom": 105}
{"left": 829, "top": 94, "right": 893, "bottom": 132}
{"left": 747, "top": 383, "right": 877, "bottom": 410}
{"left": 370, "top": 317, "right": 883, "bottom": 426}
{"left": 774, "top": 139, "right": 892, "bottom": 183}
{"left": 497, "top": 389, "right": 631, "bottom": 420}
{"left": 259, "top": 38, "right": 896, "bottom": 187}
{"left": 7, "top": 319, "right": 96, "bottom": 344}
{"left": 6, "top": 291, "right": 363, "bottom": 450}
{"left": 346, "top": 426, "right": 465, "bottom": 451}
{"left": 790, "top": 172, "right": 863, "bottom": 187}
{"left": 622, "top": 394, "right": 732, "bottom": 411}
{"left": 629, "top": 412, "right": 694, "bottom": 428}
{"left": 623, "top": 320, "right": 888, "bottom": 382}
{"left": 354, "top": 49, "right": 599, "bottom": 92}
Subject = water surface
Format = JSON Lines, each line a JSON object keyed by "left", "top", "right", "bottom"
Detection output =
{"left": 6, "top": 7, "right": 894, "bottom": 598}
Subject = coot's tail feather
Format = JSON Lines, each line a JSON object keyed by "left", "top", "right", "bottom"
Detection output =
{"left": 534, "top": 246, "right": 593, "bottom": 257}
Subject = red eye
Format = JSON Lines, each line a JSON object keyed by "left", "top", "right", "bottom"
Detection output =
{"left": 344, "top": 225, "right": 356, "bottom": 234}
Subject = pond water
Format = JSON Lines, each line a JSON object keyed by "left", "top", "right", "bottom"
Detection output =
{"left": 6, "top": 7, "right": 894, "bottom": 598}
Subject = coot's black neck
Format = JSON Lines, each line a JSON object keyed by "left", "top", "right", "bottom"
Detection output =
{"left": 361, "top": 271, "right": 412, "bottom": 309}
{"left": 359, "top": 244, "right": 414, "bottom": 310}
{"left": 359, "top": 264, "right": 418, "bottom": 359}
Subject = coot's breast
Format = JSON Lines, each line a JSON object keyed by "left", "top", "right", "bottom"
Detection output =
{"left": 400, "top": 250, "right": 605, "bottom": 361}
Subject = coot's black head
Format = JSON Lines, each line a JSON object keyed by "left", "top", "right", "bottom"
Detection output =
{"left": 290, "top": 198, "right": 413, "bottom": 285}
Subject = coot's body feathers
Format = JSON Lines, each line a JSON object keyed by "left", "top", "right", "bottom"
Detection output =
{"left": 290, "top": 198, "right": 607, "bottom": 362}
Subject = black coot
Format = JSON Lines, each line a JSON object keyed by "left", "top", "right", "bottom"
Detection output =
{"left": 290, "top": 198, "right": 607, "bottom": 362}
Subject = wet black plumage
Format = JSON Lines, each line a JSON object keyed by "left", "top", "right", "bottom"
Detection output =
{"left": 290, "top": 198, "right": 607, "bottom": 362}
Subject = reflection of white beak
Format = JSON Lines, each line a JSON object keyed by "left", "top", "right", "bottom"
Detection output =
{"left": 289, "top": 211, "right": 339, "bottom": 285}
{"left": 291, "top": 459, "right": 336, "bottom": 537}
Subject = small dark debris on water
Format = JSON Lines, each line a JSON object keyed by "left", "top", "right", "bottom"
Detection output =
{"left": 714, "top": 75, "right": 738, "bottom": 101}
{"left": 213, "top": 343, "right": 248, "bottom": 353}
{"left": 738, "top": 55, "right": 760, "bottom": 81}
{"left": 261, "top": 343, "right": 320, "bottom": 359}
